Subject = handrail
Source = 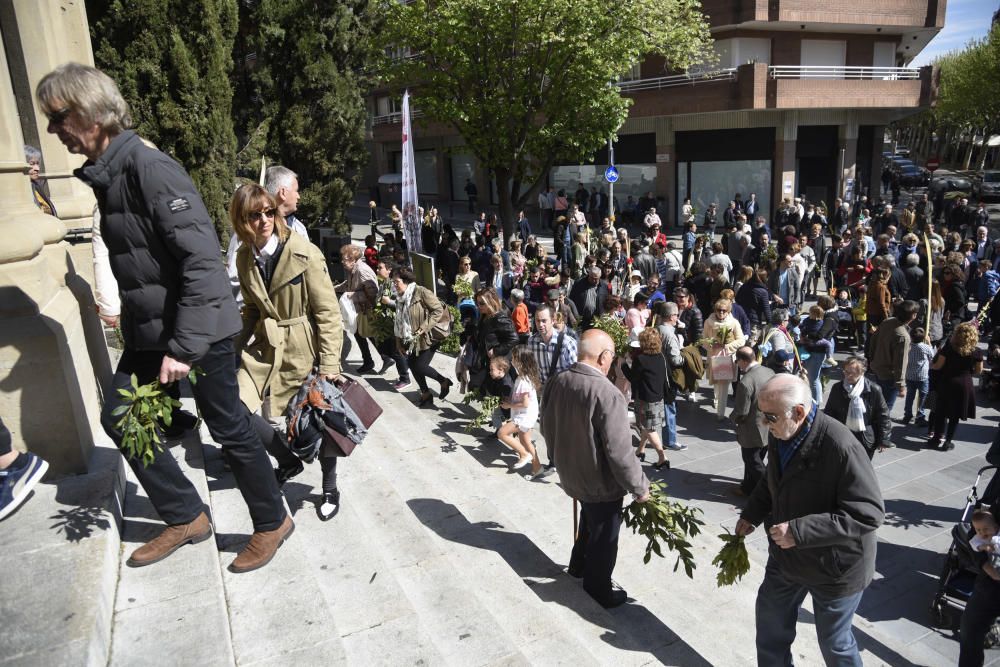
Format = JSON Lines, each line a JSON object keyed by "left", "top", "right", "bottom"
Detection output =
{"left": 616, "top": 68, "right": 738, "bottom": 92}
{"left": 769, "top": 66, "right": 920, "bottom": 80}
{"left": 372, "top": 109, "right": 424, "bottom": 126}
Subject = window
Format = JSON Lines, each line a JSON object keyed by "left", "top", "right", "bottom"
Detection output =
{"left": 800, "top": 40, "right": 847, "bottom": 78}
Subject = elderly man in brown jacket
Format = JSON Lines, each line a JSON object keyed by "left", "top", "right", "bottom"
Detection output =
{"left": 540, "top": 329, "right": 650, "bottom": 608}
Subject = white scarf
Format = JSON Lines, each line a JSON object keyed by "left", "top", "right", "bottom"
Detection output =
{"left": 394, "top": 282, "right": 417, "bottom": 342}
{"left": 844, "top": 379, "right": 866, "bottom": 432}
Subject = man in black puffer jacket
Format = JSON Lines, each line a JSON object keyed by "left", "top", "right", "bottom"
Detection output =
{"left": 38, "top": 63, "right": 290, "bottom": 573}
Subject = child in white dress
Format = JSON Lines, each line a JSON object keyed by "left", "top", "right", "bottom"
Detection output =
{"left": 497, "top": 346, "right": 541, "bottom": 477}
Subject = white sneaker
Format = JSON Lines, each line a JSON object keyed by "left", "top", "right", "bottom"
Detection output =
{"left": 512, "top": 456, "right": 533, "bottom": 470}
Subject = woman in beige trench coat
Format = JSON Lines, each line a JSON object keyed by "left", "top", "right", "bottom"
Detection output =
{"left": 231, "top": 184, "right": 345, "bottom": 520}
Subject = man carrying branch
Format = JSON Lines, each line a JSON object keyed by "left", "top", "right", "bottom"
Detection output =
{"left": 38, "top": 63, "right": 291, "bottom": 573}
{"left": 736, "top": 375, "right": 883, "bottom": 665}
{"left": 541, "top": 329, "right": 649, "bottom": 608}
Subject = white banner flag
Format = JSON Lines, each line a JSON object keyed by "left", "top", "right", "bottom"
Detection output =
{"left": 401, "top": 90, "right": 422, "bottom": 254}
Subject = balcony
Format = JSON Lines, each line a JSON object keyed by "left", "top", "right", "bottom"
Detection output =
{"left": 621, "top": 63, "right": 934, "bottom": 117}
{"left": 700, "top": 0, "right": 943, "bottom": 29}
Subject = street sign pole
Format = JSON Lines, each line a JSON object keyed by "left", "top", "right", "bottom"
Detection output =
{"left": 608, "top": 137, "right": 615, "bottom": 223}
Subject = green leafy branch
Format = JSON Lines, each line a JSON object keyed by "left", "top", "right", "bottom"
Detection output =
{"left": 112, "top": 368, "right": 202, "bottom": 467}
{"left": 622, "top": 480, "right": 704, "bottom": 576}
{"left": 712, "top": 529, "right": 751, "bottom": 587}
{"left": 591, "top": 314, "right": 629, "bottom": 356}
{"left": 461, "top": 390, "right": 501, "bottom": 433}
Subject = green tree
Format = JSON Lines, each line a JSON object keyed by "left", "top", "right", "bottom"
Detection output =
{"left": 934, "top": 25, "right": 1000, "bottom": 170}
{"left": 242, "top": 0, "right": 380, "bottom": 233}
{"left": 382, "top": 0, "right": 713, "bottom": 240}
{"left": 88, "top": 0, "right": 239, "bottom": 243}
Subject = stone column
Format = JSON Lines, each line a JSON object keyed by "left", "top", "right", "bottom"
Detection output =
{"left": 0, "top": 13, "right": 106, "bottom": 477}
{"left": 773, "top": 114, "right": 797, "bottom": 209}
{"left": 655, "top": 122, "right": 675, "bottom": 227}
{"left": 868, "top": 125, "right": 886, "bottom": 199}
{"left": 7, "top": 0, "right": 98, "bottom": 233}
{"left": 839, "top": 116, "right": 859, "bottom": 203}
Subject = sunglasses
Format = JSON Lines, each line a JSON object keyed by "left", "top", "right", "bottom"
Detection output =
{"left": 716, "top": 309, "right": 730, "bottom": 315}
{"left": 759, "top": 411, "right": 785, "bottom": 424}
{"left": 45, "top": 107, "right": 72, "bottom": 125}
{"left": 248, "top": 208, "right": 276, "bottom": 222}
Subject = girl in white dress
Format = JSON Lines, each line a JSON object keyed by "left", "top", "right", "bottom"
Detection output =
{"left": 497, "top": 346, "right": 541, "bottom": 477}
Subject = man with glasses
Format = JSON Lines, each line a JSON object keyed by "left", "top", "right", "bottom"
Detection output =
{"left": 541, "top": 329, "right": 649, "bottom": 608}
{"left": 38, "top": 63, "right": 291, "bottom": 572}
{"left": 736, "top": 375, "right": 883, "bottom": 666}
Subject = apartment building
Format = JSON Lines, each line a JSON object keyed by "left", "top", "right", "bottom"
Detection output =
{"left": 366, "top": 0, "right": 944, "bottom": 224}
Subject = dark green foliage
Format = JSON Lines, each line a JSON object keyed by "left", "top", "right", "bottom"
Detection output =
{"left": 88, "top": 0, "right": 239, "bottom": 244}
{"left": 242, "top": 0, "right": 380, "bottom": 233}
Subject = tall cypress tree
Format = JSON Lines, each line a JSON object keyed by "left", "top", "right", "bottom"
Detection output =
{"left": 245, "top": 0, "right": 379, "bottom": 233}
{"left": 88, "top": 0, "right": 239, "bottom": 243}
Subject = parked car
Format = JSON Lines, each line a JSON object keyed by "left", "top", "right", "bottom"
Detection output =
{"left": 898, "top": 165, "right": 930, "bottom": 187}
{"left": 929, "top": 176, "right": 973, "bottom": 200}
{"left": 973, "top": 170, "right": 1000, "bottom": 202}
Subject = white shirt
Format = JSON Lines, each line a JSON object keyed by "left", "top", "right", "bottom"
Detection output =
{"left": 227, "top": 216, "right": 309, "bottom": 305}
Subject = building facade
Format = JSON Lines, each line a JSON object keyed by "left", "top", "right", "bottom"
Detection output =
{"left": 366, "top": 0, "right": 943, "bottom": 224}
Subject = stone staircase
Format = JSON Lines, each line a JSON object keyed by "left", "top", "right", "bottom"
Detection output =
{"left": 6, "top": 344, "right": 955, "bottom": 666}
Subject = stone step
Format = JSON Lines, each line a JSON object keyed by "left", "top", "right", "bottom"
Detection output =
{"left": 109, "top": 410, "right": 234, "bottom": 666}
{"left": 0, "top": 444, "right": 123, "bottom": 667}
{"left": 356, "top": 375, "right": 709, "bottom": 665}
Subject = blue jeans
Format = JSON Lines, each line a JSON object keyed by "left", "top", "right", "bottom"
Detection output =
{"left": 661, "top": 402, "right": 677, "bottom": 447}
{"left": 903, "top": 378, "right": 928, "bottom": 420}
{"left": 875, "top": 377, "right": 899, "bottom": 413}
{"left": 802, "top": 353, "right": 825, "bottom": 404}
{"left": 756, "top": 559, "right": 865, "bottom": 666}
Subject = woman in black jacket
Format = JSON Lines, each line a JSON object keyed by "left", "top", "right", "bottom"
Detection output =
{"left": 735, "top": 267, "right": 771, "bottom": 345}
{"left": 621, "top": 328, "right": 669, "bottom": 470}
{"left": 684, "top": 262, "right": 714, "bottom": 317}
{"left": 824, "top": 356, "right": 891, "bottom": 459}
{"left": 469, "top": 288, "right": 518, "bottom": 390}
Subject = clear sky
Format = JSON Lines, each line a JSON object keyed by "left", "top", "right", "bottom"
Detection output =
{"left": 911, "top": 0, "right": 997, "bottom": 66}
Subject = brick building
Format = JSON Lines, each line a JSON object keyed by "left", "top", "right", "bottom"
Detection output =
{"left": 365, "top": 0, "right": 944, "bottom": 224}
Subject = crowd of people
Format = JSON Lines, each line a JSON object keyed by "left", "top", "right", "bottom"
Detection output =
{"left": 3, "top": 61, "right": 1000, "bottom": 666}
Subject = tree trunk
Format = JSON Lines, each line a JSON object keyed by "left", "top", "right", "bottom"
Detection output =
{"left": 495, "top": 167, "right": 516, "bottom": 247}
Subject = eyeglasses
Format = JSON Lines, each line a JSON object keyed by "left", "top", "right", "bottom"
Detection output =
{"left": 716, "top": 309, "right": 730, "bottom": 315}
{"left": 45, "top": 107, "right": 72, "bottom": 125}
{"left": 248, "top": 208, "right": 276, "bottom": 222}
{"left": 758, "top": 410, "right": 787, "bottom": 425}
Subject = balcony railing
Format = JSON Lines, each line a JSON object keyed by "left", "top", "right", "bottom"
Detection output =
{"left": 768, "top": 66, "right": 921, "bottom": 80}
{"left": 615, "top": 68, "right": 737, "bottom": 92}
{"left": 372, "top": 109, "right": 424, "bottom": 126}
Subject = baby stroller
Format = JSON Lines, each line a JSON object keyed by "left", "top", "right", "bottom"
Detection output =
{"left": 931, "top": 465, "right": 1000, "bottom": 647}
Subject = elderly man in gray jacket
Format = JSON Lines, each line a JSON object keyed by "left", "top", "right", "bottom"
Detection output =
{"left": 736, "top": 375, "right": 884, "bottom": 666}
{"left": 731, "top": 347, "right": 774, "bottom": 496}
{"left": 541, "top": 329, "right": 650, "bottom": 608}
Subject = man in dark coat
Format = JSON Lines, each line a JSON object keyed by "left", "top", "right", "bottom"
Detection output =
{"left": 731, "top": 348, "right": 774, "bottom": 495}
{"left": 737, "top": 375, "right": 884, "bottom": 666}
{"left": 39, "top": 63, "right": 290, "bottom": 573}
{"left": 568, "top": 267, "right": 609, "bottom": 329}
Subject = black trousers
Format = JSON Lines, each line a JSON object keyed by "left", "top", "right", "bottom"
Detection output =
{"left": 100, "top": 339, "right": 286, "bottom": 531}
{"left": 959, "top": 574, "right": 1000, "bottom": 666}
{"left": 568, "top": 498, "right": 624, "bottom": 604}
{"left": 377, "top": 337, "right": 409, "bottom": 379}
{"left": 741, "top": 447, "right": 767, "bottom": 494}
{"left": 408, "top": 343, "right": 447, "bottom": 393}
{"left": 0, "top": 417, "right": 10, "bottom": 456}
{"left": 354, "top": 333, "right": 375, "bottom": 366}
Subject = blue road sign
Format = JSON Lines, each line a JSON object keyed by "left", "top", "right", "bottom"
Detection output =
{"left": 604, "top": 165, "right": 619, "bottom": 183}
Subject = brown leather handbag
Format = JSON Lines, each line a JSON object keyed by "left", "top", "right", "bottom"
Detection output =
{"left": 326, "top": 378, "right": 383, "bottom": 457}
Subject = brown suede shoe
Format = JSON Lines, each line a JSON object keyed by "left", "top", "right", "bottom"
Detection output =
{"left": 126, "top": 511, "right": 213, "bottom": 568}
{"left": 228, "top": 515, "right": 295, "bottom": 574}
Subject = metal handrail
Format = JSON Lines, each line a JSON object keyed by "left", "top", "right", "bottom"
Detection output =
{"left": 616, "top": 68, "right": 738, "bottom": 92}
{"left": 372, "top": 109, "right": 424, "bottom": 126}
{"left": 769, "top": 66, "right": 920, "bottom": 80}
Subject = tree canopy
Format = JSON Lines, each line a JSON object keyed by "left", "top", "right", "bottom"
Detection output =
{"left": 382, "top": 0, "right": 714, "bottom": 237}
{"left": 89, "top": 0, "right": 239, "bottom": 243}
{"left": 934, "top": 25, "right": 1000, "bottom": 143}
{"left": 242, "top": 0, "right": 380, "bottom": 232}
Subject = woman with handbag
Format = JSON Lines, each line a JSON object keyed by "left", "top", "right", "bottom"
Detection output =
{"left": 231, "top": 184, "right": 346, "bottom": 521}
{"left": 338, "top": 244, "right": 384, "bottom": 374}
{"left": 391, "top": 266, "right": 453, "bottom": 408}
{"left": 702, "top": 298, "right": 747, "bottom": 420}
{"left": 824, "top": 356, "right": 891, "bottom": 460}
